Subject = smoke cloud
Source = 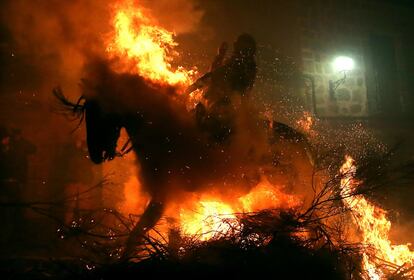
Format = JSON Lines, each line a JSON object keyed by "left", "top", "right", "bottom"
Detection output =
{"left": 140, "top": 0, "right": 204, "bottom": 34}
{"left": 1, "top": 0, "right": 203, "bottom": 98}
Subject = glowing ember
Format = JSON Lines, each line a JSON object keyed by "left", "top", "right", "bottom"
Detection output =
{"left": 107, "top": 0, "right": 195, "bottom": 86}
{"left": 340, "top": 155, "right": 414, "bottom": 280}
{"left": 180, "top": 201, "right": 239, "bottom": 241}
{"left": 296, "top": 111, "right": 314, "bottom": 133}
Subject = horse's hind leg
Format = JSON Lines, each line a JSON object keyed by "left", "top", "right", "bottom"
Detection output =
{"left": 122, "top": 199, "right": 164, "bottom": 260}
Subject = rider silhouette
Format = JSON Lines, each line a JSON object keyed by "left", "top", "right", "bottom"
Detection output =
{"left": 210, "top": 42, "right": 229, "bottom": 71}
{"left": 191, "top": 34, "right": 257, "bottom": 142}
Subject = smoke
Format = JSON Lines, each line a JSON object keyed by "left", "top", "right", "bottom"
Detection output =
{"left": 140, "top": 0, "right": 204, "bottom": 34}
{"left": 1, "top": 0, "right": 203, "bottom": 97}
{"left": 2, "top": 0, "right": 110, "bottom": 94}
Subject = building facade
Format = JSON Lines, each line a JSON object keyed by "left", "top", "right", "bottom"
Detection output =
{"left": 298, "top": 0, "right": 414, "bottom": 118}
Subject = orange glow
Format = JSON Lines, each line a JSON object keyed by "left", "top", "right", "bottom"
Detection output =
{"left": 340, "top": 155, "right": 414, "bottom": 280}
{"left": 119, "top": 174, "right": 150, "bottom": 215}
{"left": 175, "top": 178, "right": 301, "bottom": 241}
{"left": 105, "top": 0, "right": 304, "bottom": 250}
{"left": 180, "top": 201, "right": 240, "bottom": 241}
{"left": 119, "top": 175, "right": 301, "bottom": 242}
{"left": 239, "top": 178, "right": 301, "bottom": 212}
{"left": 107, "top": 0, "right": 195, "bottom": 87}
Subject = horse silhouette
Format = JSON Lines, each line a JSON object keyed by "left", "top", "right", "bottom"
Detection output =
{"left": 54, "top": 54, "right": 314, "bottom": 259}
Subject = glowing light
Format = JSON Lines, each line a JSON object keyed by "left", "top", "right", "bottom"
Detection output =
{"left": 332, "top": 56, "right": 355, "bottom": 72}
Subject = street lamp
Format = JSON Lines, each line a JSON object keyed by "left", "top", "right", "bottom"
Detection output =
{"left": 329, "top": 56, "right": 355, "bottom": 99}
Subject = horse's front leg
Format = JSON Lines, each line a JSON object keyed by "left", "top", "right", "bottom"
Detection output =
{"left": 122, "top": 199, "right": 164, "bottom": 260}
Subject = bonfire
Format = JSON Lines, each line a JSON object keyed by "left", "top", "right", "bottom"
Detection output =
{"left": 4, "top": 1, "right": 414, "bottom": 280}
{"left": 52, "top": 2, "right": 414, "bottom": 279}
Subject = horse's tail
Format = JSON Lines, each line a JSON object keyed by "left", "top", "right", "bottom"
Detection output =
{"left": 273, "top": 121, "right": 315, "bottom": 167}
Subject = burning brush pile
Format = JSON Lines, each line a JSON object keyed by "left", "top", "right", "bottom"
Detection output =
{"left": 41, "top": 154, "right": 412, "bottom": 280}
{"left": 6, "top": 1, "right": 414, "bottom": 279}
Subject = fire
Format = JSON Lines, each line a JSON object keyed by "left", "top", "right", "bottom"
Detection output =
{"left": 107, "top": 0, "right": 195, "bottom": 87}
{"left": 177, "top": 181, "right": 300, "bottom": 241}
{"left": 340, "top": 155, "right": 414, "bottom": 280}
{"left": 239, "top": 178, "right": 301, "bottom": 212}
{"left": 120, "top": 175, "right": 301, "bottom": 242}
{"left": 180, "top": 201, "right": 239, "bottom": 241}
{"left": 105, "top": 0, "right": 301, "bottom": 252}
{"left": 106, "top": 2, "right": 303, "bottom": 242}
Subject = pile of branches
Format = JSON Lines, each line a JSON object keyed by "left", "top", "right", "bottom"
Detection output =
{"left": 83, "top": 210, "right": 350, "bottom": 280}
{"left": 2, "top": 151, "right": 414, "bottom": 280}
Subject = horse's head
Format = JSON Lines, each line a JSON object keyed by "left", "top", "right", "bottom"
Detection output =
{"left": 84, "top": 100, "right": 122, "bottom": 164}
{"left": 53, "top": 87, "right": 122, "bottom": 164}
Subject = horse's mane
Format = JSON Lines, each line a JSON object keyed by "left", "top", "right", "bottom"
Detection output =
{"left": 53, "top": 87, "right": 86, "bottom": 130}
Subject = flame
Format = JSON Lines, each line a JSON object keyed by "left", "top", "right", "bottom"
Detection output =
{"left": 107, "top": 0, "right": 195, "bottom": 87}
{"left": 239, "top": 178, "right": 301, "bottom": 212}
{"left": 120, "top": 175, "right": 301, "bottom": 241}
{"left": 106, "top": 0, "right": 303, "bottom": 247}
{"left": 106, "top": 2, "right": 303, "bottom": 241}
{"left": 180, "top": 201, "right": 239, "bottom": 241}
{"left": 340, "top": 155, "right": 414, "bottom": 279}
{"left": 177, "top": 179, "right": 300, "bottom": 240}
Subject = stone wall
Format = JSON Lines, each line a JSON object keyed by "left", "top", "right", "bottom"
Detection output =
{"left": 301, "top": 48, "right": 368, "bottom": 117}
{"left": 296, "top": 0, "right": 414, "bottom": 118}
